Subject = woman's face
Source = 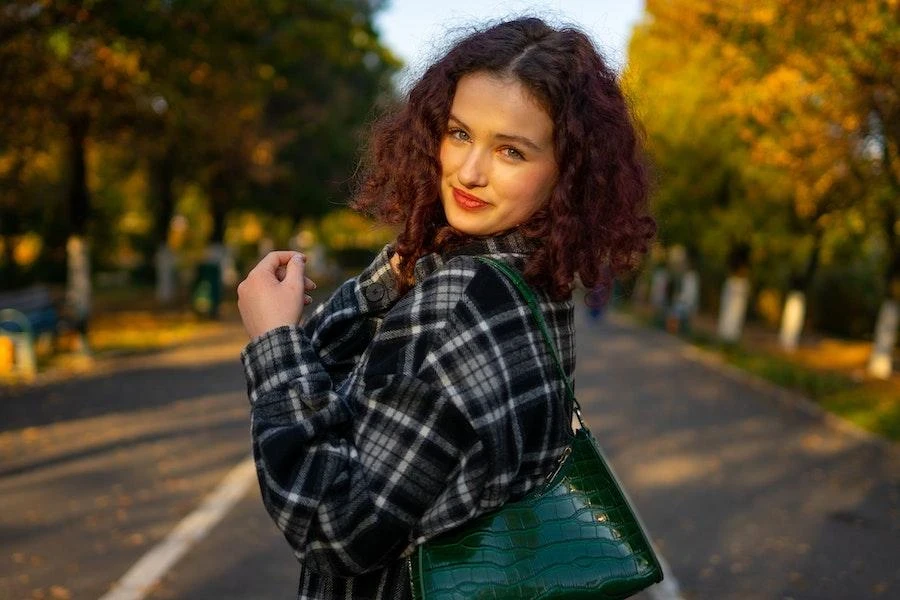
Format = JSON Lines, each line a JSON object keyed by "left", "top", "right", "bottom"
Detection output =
{"left": 438, "top": 72, "right": 558, "bottom": 237}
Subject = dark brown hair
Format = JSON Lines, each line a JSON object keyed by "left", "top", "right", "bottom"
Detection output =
{"left": 352, "top": 17, "right": 655, "bottom": 301}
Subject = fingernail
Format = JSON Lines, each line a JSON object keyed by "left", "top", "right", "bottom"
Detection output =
{"left": 308, "top": 281, "right": 317, "bottom": 290}
{"left": 292, "top": 254, "right": 304, "bottom": 263}
{"left": 304, "top": 295, "right": 312, "bottom": 304}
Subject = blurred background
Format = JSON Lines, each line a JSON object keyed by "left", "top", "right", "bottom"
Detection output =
{"left": 1, "top": 0, "right": 897, "bottom": 432}
{"left": 1, "top": 2, "right": 899, "bottom": 599}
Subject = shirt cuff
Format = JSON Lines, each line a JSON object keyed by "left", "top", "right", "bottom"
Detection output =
{"left": 354, "top": 244, "right": 401, "bottom": 313}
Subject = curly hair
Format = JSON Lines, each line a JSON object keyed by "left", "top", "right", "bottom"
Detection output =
{"left": 352, "top": 17, "right": 655, "bottom": 302}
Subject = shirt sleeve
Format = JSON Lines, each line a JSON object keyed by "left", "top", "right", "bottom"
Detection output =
{"left": 240, "top": 259, "right": 554, "bottom": 577}
{"left": 299, "top": 244, "right": 401, "bottom": 388}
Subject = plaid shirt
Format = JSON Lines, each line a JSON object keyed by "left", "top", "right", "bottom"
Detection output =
{"left": 241, "top": 231, "right": 575, "bottom": 600}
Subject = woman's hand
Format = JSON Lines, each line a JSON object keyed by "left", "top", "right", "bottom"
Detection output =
{"left": 237, "top": 251, "right": 317, "bottom": 339}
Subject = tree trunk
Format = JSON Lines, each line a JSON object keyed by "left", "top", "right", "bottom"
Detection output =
{"left": 66, "top": 117, "right": 91, "bottom": 349}
{"left": 779, "top": 291, "right": 806, "bottom": 352}
{"left": 150, "top": 148, "right": 177, "bottom": 304}
{"left": 779, "top": 229, "right": 823, "bottom": 351}
{"left": 0, "top": 214, "right": 18, "bottom": 287}
{"left": 208, "top": 171, "right": 237, "bottom": 286}
{"left": 868, "top": 299, "right": 898, "bottom": 379}
{"left": 66, "top": 234, "right": 91, "bottom": 353}
{"left": 67, "top": 117, "right": 90, "bottom": 236}
{"left": 880, "top": 198, "right": 899, "bottom": 300}
{"left": 151, "top": 147, "right": 176, "bottom": 247}
{"left": 718, "top": 243, "right": 751, "bottom": 343}
{"left": 1, "top": 156, "right": 25, "bottom": 287}
{"left": 155, "top": 245, "right": 177, "bottom": 304}
{"left": 867, "top": 200, "right": 899, "bottom": 378}
{"left": 717, "top": 275, "right": 750, "bottom": 343}
{"left": 209, "top": 171, "right": 228, "bottom": 246}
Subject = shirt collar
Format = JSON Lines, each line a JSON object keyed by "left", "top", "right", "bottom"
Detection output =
{"left": 413, "top": 230, "right": 534, "bottom": 281}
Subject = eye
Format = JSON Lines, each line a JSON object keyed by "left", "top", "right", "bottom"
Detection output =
{"left": 501, "top": 147, "right": 525, "bottom": 160}
{"left": 447, "top": 127, "right": 470, "bottom": 142}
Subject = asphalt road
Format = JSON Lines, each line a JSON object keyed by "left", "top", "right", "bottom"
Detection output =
{"left": 1, "top": 311, "right": 898, "bottom": 599}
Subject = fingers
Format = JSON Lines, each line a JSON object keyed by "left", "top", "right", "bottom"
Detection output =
{"left": 283, "top": 252, "right": 306, "bottom": 287}
{"left": 256, "top": 251, "right": 305, "bottom": 276}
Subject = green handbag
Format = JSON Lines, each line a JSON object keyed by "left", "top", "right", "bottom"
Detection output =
{"left": 409, "top": 257, "right": 663, "bottom": 599}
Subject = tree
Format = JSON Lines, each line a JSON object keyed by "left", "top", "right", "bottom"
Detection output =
{"left": 628, "top": 0, "right": 899, "bottom": 370}
{"left": 1, "top": 1, "right": 399, "bottom": 313}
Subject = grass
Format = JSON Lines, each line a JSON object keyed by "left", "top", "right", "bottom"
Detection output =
{"left": 1, "top": 285, "right": 239, "bottom": 384}
{"left": 624, "top": 305, "right": 900, "bottom": 443}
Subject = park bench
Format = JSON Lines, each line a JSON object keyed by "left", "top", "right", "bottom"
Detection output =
{"left": 0, "top": 285, "right": 60, "bottom": 377}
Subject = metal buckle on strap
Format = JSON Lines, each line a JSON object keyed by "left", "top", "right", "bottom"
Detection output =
{"left": 544, "top": 446, "right": 573, "bottom": 486}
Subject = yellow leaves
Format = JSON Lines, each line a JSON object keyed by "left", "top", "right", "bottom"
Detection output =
{"left": 257, "top": 63, "right": 275, "bottom": 80}
{"left": 235, "top": 212, "right": 264, "bottom": 244}
{"left": 842, "top": 114, "right": 861, "bottom": 131}
{"left": 251, "top": 140, "right": 274, "bottom": 167}
{"left": 119, "top": 210, "right": 152, "bottom": 236}
{"left": 102, "top": 73, "right": 117, "bottom": 90}
{"left": 795, "top": 187, "right": 816, "bottom": 220}
{"left": 319, "top": 209, "right": 395, "bottom": 251}
{"left": 8, "top": 233, "right": 44, "bottom": 267}
{"left": 765, "top": 65, "right": 806, "bottom": 93}
{"left": 47, "top": 30, "right": 71, "bottom": 60}
{"left": 750, "top": 6, "right": 777, "bottom": 25}
{"left": 95, "top": 44, "right": 142, "bottom": 78}
{"left": 351, "top": 29, "right": 371, "bottom": 49}
{"left": 812, "top": 170, "right": 836, "bottom": 201}
{"left": 750, "top": 137, "right": 795, "bottom": 171}
{"left": 0, "top": 154, "right": 15, "bottom": 178}
{"left": 755, "top": 288, "right": 783, "bottom": 327}
{"left": 189, "top": 62, "right": 210, "bottom": 85}
{"left": 843, "top": 209, "right": 867, "bottom": 235}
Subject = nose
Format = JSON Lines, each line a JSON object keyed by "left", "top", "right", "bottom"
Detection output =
{"left": 457, "top": 147, "right": 489, "bottom": 188}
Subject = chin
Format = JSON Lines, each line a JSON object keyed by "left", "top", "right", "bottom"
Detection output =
{"left": 445, "top": 214, "right": 488, "bottom": 237}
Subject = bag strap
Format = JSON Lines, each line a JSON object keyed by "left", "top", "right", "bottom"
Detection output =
{"left": 475, "top": 256, "right": 587, "bottom": 430}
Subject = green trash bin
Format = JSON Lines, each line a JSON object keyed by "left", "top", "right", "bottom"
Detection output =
{"left": 192, "top": 262, "right": 222, "bottom": 319}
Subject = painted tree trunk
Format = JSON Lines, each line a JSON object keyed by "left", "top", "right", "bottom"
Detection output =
{"left": 66, "top": 235, "right": 91, "bottom": 352}
{"left": 867, "top": 299, "right": 898, "bottom": 379}
{"left": 779, "top": 290, "right": 806, "bottom": 352}
{"left": 717, "top": 276, "right": 750, "bottom": 343}
{"left": 65, "top": 117, "right": 91, "bottom": 352}
{"left": 155, "top": 244, "right": 177, "bottom": 304}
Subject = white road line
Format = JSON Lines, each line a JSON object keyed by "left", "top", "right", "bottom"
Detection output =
{"left": 98, "top": 450, "right": 684, "bottom": 600}
{"left": 99, "top": 457, "right": 257, "bottom": 600}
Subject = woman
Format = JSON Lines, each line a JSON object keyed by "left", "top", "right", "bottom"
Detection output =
{"left": 237, "top": 17, "right": 654, "bottom": 600}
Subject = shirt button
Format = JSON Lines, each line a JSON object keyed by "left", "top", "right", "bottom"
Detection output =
{"left": 364, "top": 283, "right": 386, "bottom": 302}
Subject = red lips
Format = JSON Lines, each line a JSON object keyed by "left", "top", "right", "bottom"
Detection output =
{"left": 452, "top": 188, "right": 489, "bottom": 211}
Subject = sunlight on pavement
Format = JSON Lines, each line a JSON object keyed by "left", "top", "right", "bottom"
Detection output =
{"left": 632, "top": 455, "right": 724, "bottom": 488}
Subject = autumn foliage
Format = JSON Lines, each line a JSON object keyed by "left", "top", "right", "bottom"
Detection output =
{"left": 626, "top": 0, "right": 900, "bottom": 336}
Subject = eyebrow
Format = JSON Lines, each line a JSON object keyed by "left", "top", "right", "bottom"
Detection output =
{"left": 448, "top": 114, "right": 546, "bottom": 153}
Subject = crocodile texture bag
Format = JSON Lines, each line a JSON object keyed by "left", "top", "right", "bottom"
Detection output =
{"left": 409, "top": 257, "right": 663, "bottom": 600}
